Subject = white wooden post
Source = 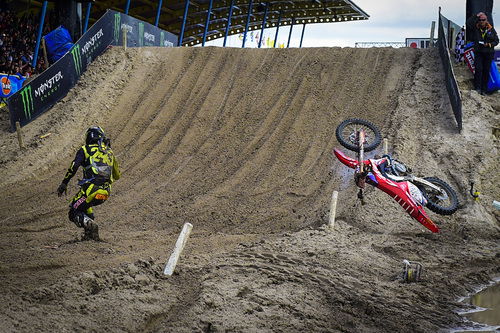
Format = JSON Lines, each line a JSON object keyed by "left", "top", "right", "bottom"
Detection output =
{"left": 328, "top": 191, "right": 339, "bottom": 229}
{"left": 429, "top": 21, "right": 436, "bottom": 47}
{"left": 41, "top": 37, "right": 49, "bottom": 69}
{"left": 164, "top": 223, "right": 193, "bottom": 276}
{"left": 122, "top": 27, "right": 127, "bottom": 50}
{"left": 15, "top": 121, "right": 24, "bottom": 150}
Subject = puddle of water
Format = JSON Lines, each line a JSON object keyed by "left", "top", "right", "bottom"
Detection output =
{"left": 451, "top": 280, "right": 500, "bottom": 333}
{"left": 463, "top": 283, "right": 500, "bottom": 326}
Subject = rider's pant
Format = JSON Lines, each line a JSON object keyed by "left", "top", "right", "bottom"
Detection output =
{"left": 68, "top": 182, "right": 110, "bottom": 227}
{"left": 474, "top": 51, "right": 494, "bottom": 92}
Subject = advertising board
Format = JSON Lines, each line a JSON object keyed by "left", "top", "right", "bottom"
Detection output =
{"left": 7, "top": 10, "right": 177, "bottom": 131}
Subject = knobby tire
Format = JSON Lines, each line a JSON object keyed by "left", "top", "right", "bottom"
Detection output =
{"left": 335, "top": 118, "right": 382, "bottom": 152}
{"left": 418, "top": 177, "right": 459, "bottom": 215}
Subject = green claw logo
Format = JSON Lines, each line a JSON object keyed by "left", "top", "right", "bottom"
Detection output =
{"left": 139, "top": 22, "right": 144, "bottom": 47}
{"left": 114, "top": 13, "right": 121, "bottom": 44}
{"left": 160, "top": 31, "right": 164, "bottom": 47}
{"left": 71, "top": 45, "right": 82, "bottom": 76}
{"left": 20, "top": 85, "right": 34, "bottom": 120}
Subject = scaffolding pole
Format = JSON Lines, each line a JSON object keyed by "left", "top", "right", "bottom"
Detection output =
{"left": 223, "top": 0, "right": 235, "bottom": 47}
{"left": 125, "top": 0, "right": 131, "bottom": 14}
{"left": 83, "top": 2, "right": 92, "bottom": 33}
{"left": 179, "top": 0, "right": 190, "bottom": 46}
{"left": 299, "top": 23, "right": 306, "bottom": 47}
{"left": 258, "top": 3, "right": 269, "bottom": 48}
{"left": 202, "top": 0, "right": 214, "bottom": 46}
{"left": 273, "top": 10, "right": 282, "bottom": 48}
{"left": 155, "top": 0, "right": 163, "bottom": 26}
{"left": 32, "top": 0, "right": 48, "bottom": 68}
{"left": 242, "top": 0, "right": 254, "bottom": 48}
{"left": 287, "top": 18, "right": 294, "bottom": 48}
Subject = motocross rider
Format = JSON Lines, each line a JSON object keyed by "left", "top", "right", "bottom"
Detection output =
{"left": 56, "top": 126, "right": 121, "bottom": 240}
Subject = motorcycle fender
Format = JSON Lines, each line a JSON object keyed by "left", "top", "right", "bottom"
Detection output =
{"left": 333, "top": 149, "right": 359, "bottom": 169}
{"left": 415, "top": 211, "right": 440, "bottom": 233}
{"left": 370, "top": 166, "right": 440, "bottom": 233}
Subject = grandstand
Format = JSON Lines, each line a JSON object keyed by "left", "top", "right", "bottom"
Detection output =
{"left": 0, "top": 5, "right": 54, "bottom": 76}
{"left": 7, "top": 0, "right": 369, "bottom": 46}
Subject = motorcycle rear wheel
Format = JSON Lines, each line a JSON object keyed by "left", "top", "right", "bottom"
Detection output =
{"left": 418, "top": 177, "right": 459, "bottom": 215}
{"left": 335, "top": 118, "right": 382, "bottom": 152}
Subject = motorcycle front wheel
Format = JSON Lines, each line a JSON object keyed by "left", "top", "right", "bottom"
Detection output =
{"left": 418, "top": 177, "right": 459, "bottom": 215}
{"left": 335, "top": 118, "right": 382, "bottom": 152}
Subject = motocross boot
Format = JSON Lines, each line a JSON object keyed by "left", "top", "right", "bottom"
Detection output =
{"left": 82, "top": 215, "right": 100, "bottom": 241}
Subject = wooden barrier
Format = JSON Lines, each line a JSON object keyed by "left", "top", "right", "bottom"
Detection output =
{"left": 164, "top": 223, "right": 193, "bottom": 276}
{"left": 122, "top": 27, "right": 127, "bottom": 50}
{"left": 41, "top": 37, "right": 49, "bottom": 70}
{"left": 328, "top": 191, "right": 339, "bottom": 229}
{"left": 429, "top": 21, "right": 436, "bottom": 47}
{"left": 15, "top": 121, "right": 24, "bottom": 150}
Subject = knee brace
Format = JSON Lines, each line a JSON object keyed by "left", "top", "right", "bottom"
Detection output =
{"left": 69, "top": 209, "right": 86, "bottom": 228}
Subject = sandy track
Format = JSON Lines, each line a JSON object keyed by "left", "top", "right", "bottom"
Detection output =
{"left": 0, "top": 46, "right": 498, "bottom": 332}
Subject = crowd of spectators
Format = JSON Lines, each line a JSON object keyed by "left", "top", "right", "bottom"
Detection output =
{"left": 0, "top": 5, "right": 57, "bottom": 77}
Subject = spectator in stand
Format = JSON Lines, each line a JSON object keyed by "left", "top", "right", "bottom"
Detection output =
{"left": 0, "top": 6, "right": 55, "bottom": 77}
{"left": 467, "top": 12, "right": 499, "bottom": 95}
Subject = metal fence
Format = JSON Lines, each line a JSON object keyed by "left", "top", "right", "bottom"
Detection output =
{"left": 355, "top": 42, "right": 406, "bottom": 48}
{"left": 437, "top": 8, "right": 462, "bottom": 132}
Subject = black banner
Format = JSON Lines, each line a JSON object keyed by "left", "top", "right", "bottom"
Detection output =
{"left": 466, "top": 0, "right": 494, "bottom": 41}
{"left": 110, "top": 11, "right": 178, "bottom": 48}
{"left": 438, "top": 12, "right": 462, "bottom": 132}
{"left": 69, "top": 11, "right": 114, "bottom": 79}
{"left": 7, "top": 10, "right": 113, "bottom": 130}
{"left": 7, "top": 10, "right": 178, "bottom": 131}
{"left": 466, "top": 0, "right": 494, "bottom": 25}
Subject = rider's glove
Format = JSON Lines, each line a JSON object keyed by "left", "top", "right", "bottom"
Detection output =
{"left": 57, "top": 183, "right": 67, "bottom": 197}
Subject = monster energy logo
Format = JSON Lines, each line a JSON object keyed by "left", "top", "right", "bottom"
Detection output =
{"left": 71, "top": 45, "right": 82, "bottom": 76}
{"left": 139, "top": 22, "right": 144, "bottom": 47}
{"left": 20, "top": 85, "right": 34, "bottom": 120}
{"left": 160, "top": 32, "right": 164, "bottom": 47}
{"left": 114, "top": 13, "right": 121, "bottom": 44}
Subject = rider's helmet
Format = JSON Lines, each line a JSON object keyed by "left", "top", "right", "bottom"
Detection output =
{"left": 85, "top": 126, "right": 106, "bottom": 145}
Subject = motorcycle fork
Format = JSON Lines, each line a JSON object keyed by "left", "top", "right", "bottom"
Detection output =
{"left": 357, "top": 129, "right": 366, "bottom": 204}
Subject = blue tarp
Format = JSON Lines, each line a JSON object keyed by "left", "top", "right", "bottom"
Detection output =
{"left": 463, "top": 43, "right": 500, "bottom": 92}
{"left": 0, "top": 74, "right": 26, "bottom": 98}
{"left": 487, "top": 60, "right": 500, "bottom": 91}
{"left": 44, "top": 26, "right": 74, "bottom": 63}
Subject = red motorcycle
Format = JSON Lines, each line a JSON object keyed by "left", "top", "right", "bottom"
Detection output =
{"left": 333, "top": 118, "right": 459, "bottom": 233}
